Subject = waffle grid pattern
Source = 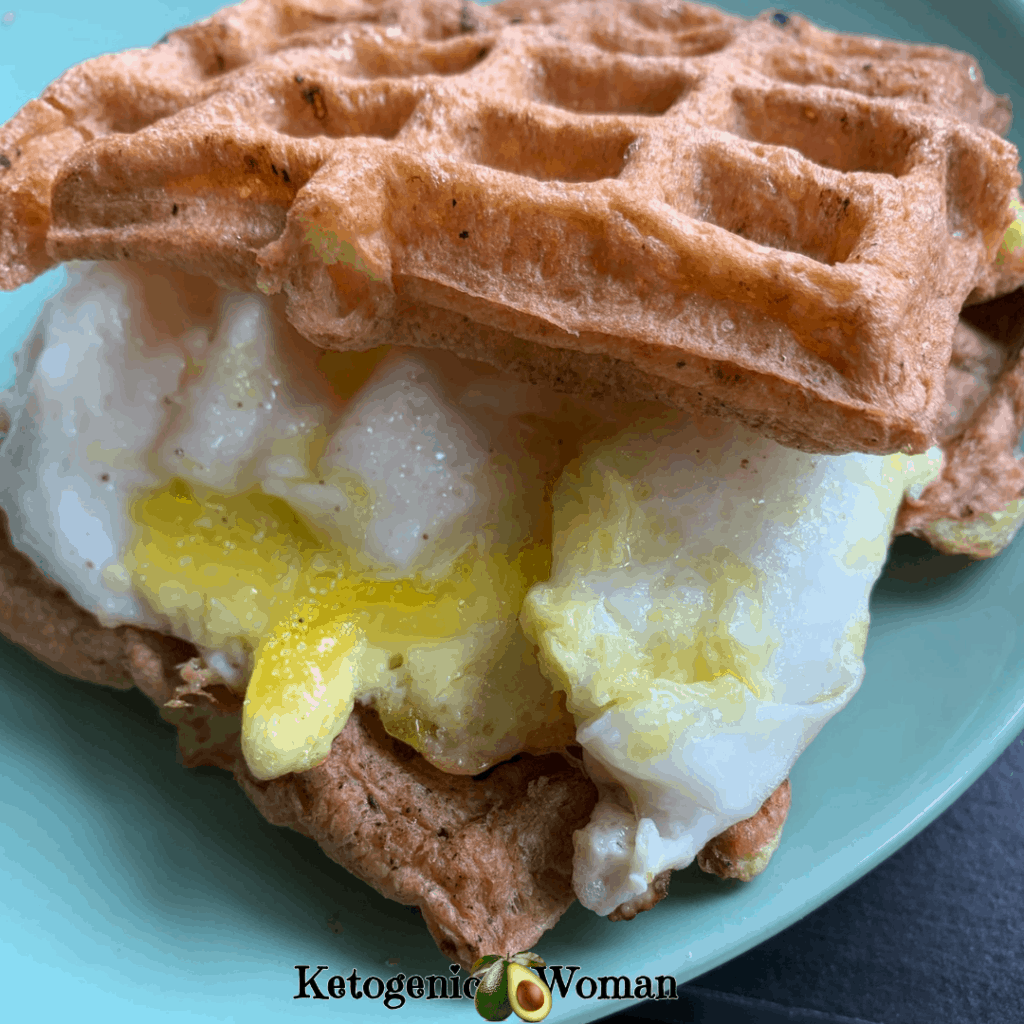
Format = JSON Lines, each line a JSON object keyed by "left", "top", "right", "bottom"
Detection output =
{"left": 1, "top": 0, "right": 1020, "bottom": 452}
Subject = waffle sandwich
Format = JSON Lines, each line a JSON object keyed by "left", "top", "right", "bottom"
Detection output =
{"left": 1, "top": 0, "right": 1023, "bottom": 968}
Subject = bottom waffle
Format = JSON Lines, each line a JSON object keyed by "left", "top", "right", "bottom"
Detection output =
{"left": 897, "top": 296, "right": 1024, "bottom": 556}
{"left": 0, "top": 507, "right": 791, "bottom": 966}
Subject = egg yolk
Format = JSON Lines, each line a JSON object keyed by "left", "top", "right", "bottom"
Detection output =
{"left": 126, "top": 478, "right": 559, "bottom": 779}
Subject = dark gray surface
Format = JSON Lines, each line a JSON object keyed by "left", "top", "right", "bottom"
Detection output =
{"left": 607, "top": 727, "right": 1024, "bottom": 1024}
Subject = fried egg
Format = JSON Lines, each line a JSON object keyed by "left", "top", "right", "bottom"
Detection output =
{"left": 0, "top": 261, "right": 943, "bottom": 915}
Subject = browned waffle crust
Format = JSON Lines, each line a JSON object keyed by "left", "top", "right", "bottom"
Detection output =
{"left": 1, "top": 0, "right": 1022, "bottom": 454}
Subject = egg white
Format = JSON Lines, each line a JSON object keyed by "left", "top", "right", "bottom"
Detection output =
{"left": 0, "top": 261, "right": 943, "bottom": 916}
{"left": 0, "top": 263, "right": 189, "bottom": 628}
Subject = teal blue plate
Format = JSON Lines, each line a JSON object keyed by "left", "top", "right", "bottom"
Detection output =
{"left": 2, "top": 2, "right": 1023, "bottom": 1021}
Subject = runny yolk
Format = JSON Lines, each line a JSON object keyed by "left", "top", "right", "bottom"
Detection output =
{"left": 126, "top": 478, "right": 553, "bottom": 779}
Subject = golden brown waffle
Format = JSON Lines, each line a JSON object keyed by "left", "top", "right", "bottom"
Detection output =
{"left": 1, "top": 0, "right": 1021, "bottom": 454}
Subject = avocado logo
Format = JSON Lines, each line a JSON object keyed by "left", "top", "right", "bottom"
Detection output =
{"left": 471, "top": 951, "right": 553, "bottom": 1021}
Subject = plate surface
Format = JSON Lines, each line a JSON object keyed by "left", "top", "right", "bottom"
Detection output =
{"left": 2, "top": 2, "right": 1024, "bottom": 1022}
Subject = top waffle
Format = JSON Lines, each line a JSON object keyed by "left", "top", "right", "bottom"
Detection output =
{"left": 1, "top": 0, "right": 1022, "bottom": 453}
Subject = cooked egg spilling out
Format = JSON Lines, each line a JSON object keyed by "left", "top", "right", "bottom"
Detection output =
{"left": 129, "top": 342, "right": 581, "bottom": 779}
{"left": 128, "top": 475, "right": 565, "bottom": 778}
{"left": 520, "top": 412, "right": 941, "bottom": 915}
{"left": 0, "top": 261, "right": 946, "bottom": 911}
